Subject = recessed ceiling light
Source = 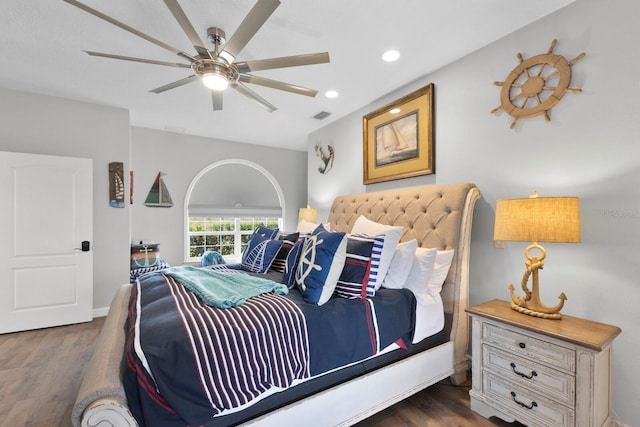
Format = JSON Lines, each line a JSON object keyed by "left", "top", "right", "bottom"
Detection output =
{"left": 382, "top": 50, "right": 400, "bottom": 62}
{"left": 389, "top": 108, "right": 401, "bottom": 114}
{"left": 325, "top": 90, "right": 339, "bottom": 98}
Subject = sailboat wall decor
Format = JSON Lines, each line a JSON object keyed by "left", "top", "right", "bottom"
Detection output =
{"left": 144, "top": 172, "right": 173, "bottom": 207}
{"left": 108, "top": 162, "right": 125, "bottom": 208}
{"left": 376, "top": 117, "right": 418, "bottom": 167}
{"left": 362, "top": 83, "right": 434, "bottom": 185}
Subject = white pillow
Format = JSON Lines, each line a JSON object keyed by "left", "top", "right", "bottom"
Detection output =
{"left": 381, "top": 239, "right": 418, "bottom": 289}
{"left": 412, "top": 293, "right": 445, "bottom": 344}
{"left": 426, "top": 249, "right": 455, "bottom": 297}
{"left": 296, "top": 219, "right": 330, "bottom": 234}
{"left": 404, "top": 247, "right": 438, "bottom": 304}
{"left": 351, "top": 216, "right": 403, "bottom": 290}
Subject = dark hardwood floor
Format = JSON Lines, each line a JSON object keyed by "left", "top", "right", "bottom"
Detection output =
{"left": 352, "top": 377, "right": 522, "bottom": 427}
{"left": 0, "top": 318, "right": 521, "bottom": 427}
{"left": 0, "top": 317, "right": 104, "bottom": 427}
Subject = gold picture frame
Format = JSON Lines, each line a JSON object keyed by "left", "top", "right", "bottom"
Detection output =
{"left": 363, "top": 83, "right": 434, "bottom": 184}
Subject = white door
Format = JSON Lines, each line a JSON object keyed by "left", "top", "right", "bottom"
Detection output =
{"left": 0, "top": 151, "right": 93, "bottom": 334}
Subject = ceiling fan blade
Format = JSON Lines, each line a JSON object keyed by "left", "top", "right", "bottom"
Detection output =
{"left": 236, "top": 52, "right": 330, "bottom": 73}
{"left": 84, "top": 51, "right": 192, "bottom": 68}
{"left": 63, "top": 0, "right": 195, "bottom": 63}
{"left": 232, "top": 82, "right": 277, "bottom": 112}
{"left": 239, "top": 74, "right": 318, "bottom": 97}
{"left": 149, "top": 75, "right": 199, "bottom": 94}
{"left": 218, "top": 0, "right": 280, "bottom": 64}
{"left": 212, "top": 91, "right": 223, "bottom": 111}
{"left": 162, "top": 0, "right": 212, "bottom": 59}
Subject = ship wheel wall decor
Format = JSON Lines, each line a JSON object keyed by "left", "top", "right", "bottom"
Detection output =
{"left": 491, "top": 39, "right": 585, "bottom": 129}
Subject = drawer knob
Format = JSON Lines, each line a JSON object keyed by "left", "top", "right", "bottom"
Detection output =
{"left": 518, "top": 342, "right": 526, "bottom": 349}
{"left": 510, "top": 362, "right": 537, "bottom": 379}
{"left": 511, "top": 391, "right": 538, "bottom": 410}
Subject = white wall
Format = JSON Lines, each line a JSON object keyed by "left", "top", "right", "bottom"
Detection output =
{"left": 0, "top": 87, "right": 131, "bottom": 310}
{"left": 308, "top": 0, "right": 640, "bottom": 424}
{"left": 130, "top": 127, "right": 308, "bottom": 266}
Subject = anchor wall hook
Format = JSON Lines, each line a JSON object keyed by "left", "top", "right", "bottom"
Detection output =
{"left": 314, "top": 144, "right": 334, "bottom": 174}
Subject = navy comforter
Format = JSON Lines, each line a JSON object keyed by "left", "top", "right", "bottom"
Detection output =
{"left": 124, "top": 269, "right": 416, "bottom": 427}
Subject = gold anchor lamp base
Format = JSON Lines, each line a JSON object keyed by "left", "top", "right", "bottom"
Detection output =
{"left": 494, "top": 193, "right": 581, "bottom": 320}
{"left": 509, "top": 242, "right": 566, "bottom": 319}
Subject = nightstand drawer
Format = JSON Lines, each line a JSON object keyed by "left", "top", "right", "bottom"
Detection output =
{"left": 468, "top": 300, "right": 620, "bottom": 427}
{"left": 483, "top": 371, "right": 575, "bottom": 427}
{"left": 483, "top": 323, "right": 575, "bottom": 372}
{"left": 483, "top": 344, "right": 575, "bottom": 406}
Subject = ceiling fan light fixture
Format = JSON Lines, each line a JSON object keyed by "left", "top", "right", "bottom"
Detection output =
{"left": 66, "top": 0, "right": 330, "bottom": 112}
{"left": 202, "top": 71, "right": 229, "bottom": 91}
{"left": 218, "top": 50, "right": 235, "bottom": 66}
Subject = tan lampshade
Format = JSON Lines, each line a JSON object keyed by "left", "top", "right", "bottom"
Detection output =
{"left": 494, "top": 196, "right": 581, "bottom": 243}
{"left": 298, "top": 207, "right": 317, "bottom": 224}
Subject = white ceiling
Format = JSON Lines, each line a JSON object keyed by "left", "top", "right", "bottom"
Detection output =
{"left": 1, "top": 0, "right": 574, "bottom": 151}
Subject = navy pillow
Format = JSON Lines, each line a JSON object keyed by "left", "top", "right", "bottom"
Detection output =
{"left": 283, "top": 238, "right": 306, "bottom": 288}
{"left": 257, "top": 224, "right": 279, "bottom": 238}
{"left": 241, "top": 224, "right": 279, "bottom": 263}
{"left": 241, "top": 234, "right": 284, "bottom": 273}
{"left": 278, "top": 231, "right": 300, "bottom": 242}
{"left": 334, "top": 235, "right": 375, "bottom": 299}
{"left": 294, "top": 226, "right": 347, "bottom": 305}
{"left": 268, "top": 231, "right": 300, "bottom": 273}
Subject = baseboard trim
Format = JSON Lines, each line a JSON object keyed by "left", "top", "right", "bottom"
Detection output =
{"left": 93, "top": 307, "right": 109, "bottom": 318}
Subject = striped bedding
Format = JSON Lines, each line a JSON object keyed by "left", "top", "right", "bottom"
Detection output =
{"left": 124, "top": 269, "right": 416, "bottom": 427}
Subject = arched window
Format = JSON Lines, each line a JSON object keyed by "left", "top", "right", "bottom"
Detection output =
{"left": 183, "top": 159, "right": 286, "bottom": 263}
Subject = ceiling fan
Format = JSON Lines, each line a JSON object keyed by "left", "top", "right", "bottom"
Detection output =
{"left": 63, "top": 0, "right": 330, "bottom": 112}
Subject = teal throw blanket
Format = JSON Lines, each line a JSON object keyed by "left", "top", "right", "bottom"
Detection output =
{"left": 163, "top": 266, "right": 288, "bottom": 309}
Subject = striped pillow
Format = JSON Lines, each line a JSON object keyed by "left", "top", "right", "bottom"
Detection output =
{"left": 334, "top": 234, "right": 375, "bottom": 299}
{"left": 270, "top": 240, "right": 296, "bottom": 273}
{"left": 351, "top": 216, "right": 404, "bottom": 291}
{"left": 356, "top": 233, "right": 386, "bottom": 297}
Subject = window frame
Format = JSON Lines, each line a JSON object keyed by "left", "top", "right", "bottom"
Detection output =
{"left": 183, "top": 159, "right": 288, "bottom": 265}
{"left": 187, "top": 216, "right": 283, "bottom": 263}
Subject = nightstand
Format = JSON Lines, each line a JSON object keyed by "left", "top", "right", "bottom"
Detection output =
{"left": 467, "top": 299, "right": 621, "bottom": 427}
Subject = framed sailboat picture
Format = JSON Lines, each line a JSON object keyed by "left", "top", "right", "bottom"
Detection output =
{"left": 144, "top": 172, "right": 173, "bottom": 207}
{"left": 363, "top": 83, "right": 434, "bottom": 184}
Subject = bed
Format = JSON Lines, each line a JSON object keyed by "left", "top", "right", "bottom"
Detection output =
{"left": 71, "top": 182, "right": 481, "bottom": 427}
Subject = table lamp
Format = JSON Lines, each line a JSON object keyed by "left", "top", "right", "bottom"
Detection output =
{"left": 298, "top": 207, "right": 317, "bottom": 224}
{"left": 494, "top": 191, "right": 581, "bottom": 319}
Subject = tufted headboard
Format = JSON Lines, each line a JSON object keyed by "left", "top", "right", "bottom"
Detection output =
{"left": 328, "top": 183, "right": 481, "bottom": 376}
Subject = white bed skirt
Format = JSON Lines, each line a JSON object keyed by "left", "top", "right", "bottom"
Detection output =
{"left": 244, "top": 342, "right": 454, "bottom": 426}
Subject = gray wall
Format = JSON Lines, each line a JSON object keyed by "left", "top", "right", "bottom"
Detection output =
{"left": 0, "top": 90, "right": 308, "bottom": 311}
{"left": 130, "top": 127, "right": 308, "bottom": 266}
{"left": 308, "top": 0, "right": 639, "bottom": 424}
{"left": 0, "top": 87, "right": 131, "bottom": 310}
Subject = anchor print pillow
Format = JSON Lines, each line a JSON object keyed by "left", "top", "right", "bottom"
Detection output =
{"left": 130, "top": 243, "right": 161, "bottom": 269}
